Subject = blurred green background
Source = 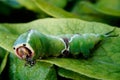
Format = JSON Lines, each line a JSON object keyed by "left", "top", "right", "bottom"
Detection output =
{"left": 0, "top": 0, "right": 119, "bottom": 26}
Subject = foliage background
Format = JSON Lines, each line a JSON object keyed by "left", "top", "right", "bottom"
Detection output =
{"left": 0, "top": 0, "right": 120, "bottom": 80}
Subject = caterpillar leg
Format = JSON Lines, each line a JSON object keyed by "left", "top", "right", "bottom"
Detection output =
{"left": 105, "top": 28, "right": 119, "bottom": 37}
{"left": 25, "top": 57, "right": 35, "bottom": 66}
{"left": 62, "top": 50, "right": 70, "bottom": 57}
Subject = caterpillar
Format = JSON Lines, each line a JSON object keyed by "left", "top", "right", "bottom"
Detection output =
{"left": 13, "top": 29, "right": 117, "bottom": 66}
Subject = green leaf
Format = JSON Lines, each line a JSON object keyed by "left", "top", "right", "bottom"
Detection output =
{"left": 58, "top": 68, "right": 97, "bottom": 80}
{"left": 17, "top": 0, "right": 41, "bottom": 12}
{"left": 95, "top": 0, "right": 120, "bottom": 17}
{"left": 0, "top": 49, "right": 9, "bottom": 74}
{"left": 0, "top": 47, "right": 6, "bottom": 62}
{"left": 0, "top": 18, "right": 120, "bottom": 79}
{"left": 17, "top": 0, "right": 68, "bottom": 18}
{"left": 17, "top": 0, "right": 48, "bottom": 18}
{"left": 8, "top": 53, "right": 57, "bottom": 80}
{"left": 71, "top": 0, "right": 120, "bottom": 26}
{"left": 71, "top": 1, "right": 107, "bottom": 22}
{"left": 41, "top": 0, "right": 68, "bottom": 8}
{"left": 33, "top": 0, "right": 79, "bottom": 18}
{"left": 18, "top": 0, "right": 67, "bottom": 11}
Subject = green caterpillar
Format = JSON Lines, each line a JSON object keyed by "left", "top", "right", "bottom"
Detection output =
{"left": 13, "top": 29, "right": 117, "bottom": 66}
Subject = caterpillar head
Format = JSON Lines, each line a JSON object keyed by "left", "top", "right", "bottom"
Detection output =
{"left": 13, "top": 43, "right": 34, "bottom": 60}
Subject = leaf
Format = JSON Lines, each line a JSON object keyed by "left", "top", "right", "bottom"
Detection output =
{"left": 71, "top": 1, "right": 107, "bottom": 22}
{"left": 0, "top": 47, "right": 6, "bottom": 62}
{"left": 0, "top": 18, "right": 120, "bottom": 79}
{"left": 17, "top": 0, "right": 68, "bottom": 18}
{"left": 94, "top": 0, "right": 120, "bottom": 17}
{"left": 18, "top": 0, "right": 67, "bottom": 11}
{"left": 58, "top": 68, "right": 97, "bottom": 80}
{"left": 41, "top": 0, "right": 68, "bottom": 8}
{"left": 71, "top": 0, "right": 120, "bottom": 25}
{"left": 18, "top": 0, "right": 78, "bottom": 18}
{"left": 8, "top": 53, "right": 57, "bottom": 80}
{"left": 17, "top": 0, "right": 48, "bottom": 18}
{"left": 0, "top": 49, "right": 9, "bottom": 74}
{"left": 33, "top": 0, "right": 79, "bottom": 18}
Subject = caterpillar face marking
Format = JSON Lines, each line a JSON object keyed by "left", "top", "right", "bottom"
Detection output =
{"left": 16, "top": 46, "right": 32, "bottom": 59}
{"left": 13, "top": 28, "right": 118, "bottom": 66}
{"left": 13, "top": 43, "right": 35, "bottom": 66}
{"left": 13, "top": 44, "right": 34, "bottom": 60}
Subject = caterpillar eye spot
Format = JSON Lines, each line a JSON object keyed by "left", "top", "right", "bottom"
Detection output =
{"left": 13, "top": 47, "right": 15, "bottom": 50}
{"left": 23, "top": 44, "right": 26, "bottom": 46}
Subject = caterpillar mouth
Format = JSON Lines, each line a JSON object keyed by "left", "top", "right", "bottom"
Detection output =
{"left": 16, "top": 46, "right": 32, "bottom": 59}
